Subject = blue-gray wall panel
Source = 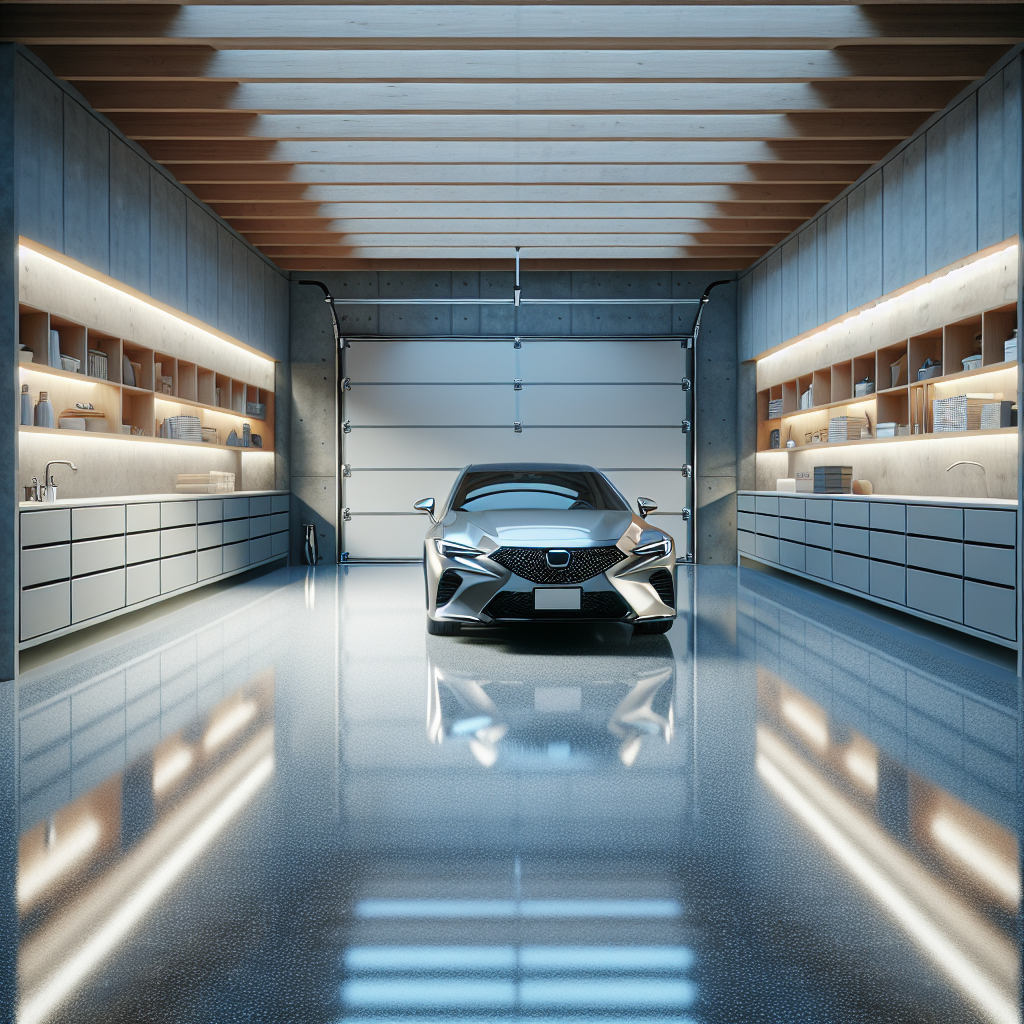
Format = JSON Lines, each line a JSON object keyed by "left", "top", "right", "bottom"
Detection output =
{"left": 216, "top": 224, "right": 234, "bottom": 336}
{"left": 149, "top": 168, "right": 186, "bottom": 311}
{"left": 824, "top": 200, "right": 848, "bottom": 322}
{"left": 797, "top": 220, "right": 818, "bottom": 335}
{"left": 926, "top": 97, "right": 978, "bottom": 273}
{"left": 247, "top": 246, "right": 265, "bottom": 352}
{"left": 751, "top": 259, "right": 767, "bottom": 356}
{"left": 780, "top": 237, "right": 799, "bottom": 343}
{"left": 764, "top": 249, "right": 783, "bottom": 350}
{"left": 978, "top": 58, "right": 1022, "bottom": 248}
{"left": 14, "top": 58, "right": 63, "bottom": 252}
{"left": 108, "top": 136, "right": 150, "bottom": 293}
{"left": 63, "top": 96, "right": 108, "bottom": 274}
{"left": 186, "top": 198, "right": 218, "bottom": 326}
{"left": 814, "top": 215, "right": 827, "bottom": 329}
{"left": 230, "top": 234, "right": 248, "bottom": 342}
{"left": 846, "top": 171, "right": 883, "bottom": 310}
{"left": 882, "top": 134, "right": 926, "bottom": 294}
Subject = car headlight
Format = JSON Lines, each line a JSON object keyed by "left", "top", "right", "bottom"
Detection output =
{"left": 436, "top": 539, "right": 487, "bottom": 558}
{"left": 632, "top": 536, "right": 672, "bottom": 558}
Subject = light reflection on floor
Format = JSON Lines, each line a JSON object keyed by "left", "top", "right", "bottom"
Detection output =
{"left": 10, "top": 563, "right": 1020, "bottom": 1023}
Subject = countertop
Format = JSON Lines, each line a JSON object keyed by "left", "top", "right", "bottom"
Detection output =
{"left": 738, "top": 490, "right": 1017, "bottom": 509}
{"left": 19, "top": 489, "right": 288, "bottom": 510}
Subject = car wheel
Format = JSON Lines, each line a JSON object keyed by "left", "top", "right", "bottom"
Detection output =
{"left": 633, "top": 620, "right": 673, "bottom": 635}
{"left": 427, "top": 617, "right": 461, "bottom": 636}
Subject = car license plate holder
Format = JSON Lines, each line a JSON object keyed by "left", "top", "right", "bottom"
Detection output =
{"left": 534, "top": 587, "right": 582, "bottom": 610}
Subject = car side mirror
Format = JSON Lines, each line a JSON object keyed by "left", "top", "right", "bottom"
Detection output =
{"left": 637, "top": 497, "right": 658, "bottom": 519}
{"left": 413, "top": 497, "right": 436, "bottom": 522}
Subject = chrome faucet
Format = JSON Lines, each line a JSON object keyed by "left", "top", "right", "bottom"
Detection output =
{"left": 43, "top": 461, "right": 77, "bottom": 502}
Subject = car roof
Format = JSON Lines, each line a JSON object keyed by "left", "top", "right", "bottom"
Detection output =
{"left": 463, "top": 463, "right": 600, "bottom": 473}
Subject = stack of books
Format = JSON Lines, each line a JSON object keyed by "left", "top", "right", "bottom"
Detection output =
{"left": 767, "top": 398, "right": 784, "bottom": 419}
{"left": 175, "top": 471, "right": 235, "bottom": 494}
{"left": 827, "top": 416, "right": 869, "bottom": 442}
{"left": 87, "top": 349, "right": 108, "bottom": 379}
{"left": 160, "top": 414, "right": 202, "bottom": 441}
{"left": 814, "top": 466, "right": 853, "bottom": 494}
{"left": 799, "top": 386, "right": 814, "bottom": 409}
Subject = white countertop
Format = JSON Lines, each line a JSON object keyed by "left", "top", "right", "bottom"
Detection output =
{"left": 20, "top": 489, "right": 288, "bottom": 510}
{"left": 738, "top": 490, "right": 1017, "bottom": 509}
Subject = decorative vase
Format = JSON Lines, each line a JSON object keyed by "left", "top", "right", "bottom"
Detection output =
{"left": 20, "top": 385, "right": 32, "bottom": 426}
{"left": 34, "top": 391, "right": 54, "bottom": 428}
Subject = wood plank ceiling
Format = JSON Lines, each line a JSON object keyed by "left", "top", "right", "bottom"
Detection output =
{"left": 4, "top": 3, "right": 1022, "bottom": 270}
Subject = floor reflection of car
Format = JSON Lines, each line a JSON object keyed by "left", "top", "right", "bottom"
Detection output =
{"left": 426, "top": 634, "right": 676, "bottom": 769}
{"left": 414, "top": 463, "right": 677, "bottom": 636}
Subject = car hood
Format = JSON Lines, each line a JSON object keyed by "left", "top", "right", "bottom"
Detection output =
{"left": 447, "top": 508, "right": 636, "bottom": 547}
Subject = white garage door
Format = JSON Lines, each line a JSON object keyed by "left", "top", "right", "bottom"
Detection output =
{"left": 340, "top": 337, "right": 693, "bottom": 559}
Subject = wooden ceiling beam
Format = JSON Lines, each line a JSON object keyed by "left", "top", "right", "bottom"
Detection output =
{"left": 272, "top": 257, "right": 752, "bottom": 271}
{"left": 30, "top": 45, "right": 1013, "bottom": 82}
{"left": 268, "top": 244, "right": 766, "bottom": 258}
{"left": 256, "top": 236, "right": 778, "bottom": 251}
{"left": 7, "top": 4, "right": 1022, "bottom": 47}
{"left": 244, "top": 231, "right": 790, "bottom": 246}
{"left": 77, "top": 79, "right": 962, "bottom": 113}
{"left": 110, "top": 110, "right": 932, "bottom": 139}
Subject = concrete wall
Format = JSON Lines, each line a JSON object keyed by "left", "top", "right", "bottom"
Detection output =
{"left": 737, "top": 51, "right": 1022, "bottom": 361}
{"left": 289, "top": 270, "right": 738, "bottom": 565}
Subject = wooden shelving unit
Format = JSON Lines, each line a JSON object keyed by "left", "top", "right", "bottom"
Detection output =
{"left": 18, "top": 305, "right": 274, "bottom": 452}
{"left": 757, "top": 304, "right": 1017, "bottom": 453}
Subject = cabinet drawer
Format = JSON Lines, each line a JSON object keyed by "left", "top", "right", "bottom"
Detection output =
{"left": 870, "top": 530, "right": 905, "bottom": 564}
{"left": 833, "top": 552, "right": 869, "bottom": 593}
{"left": 779, "top": 540, "right": 804, "bottom": 572}
{"left": 126, "top": 531, "right": 160, "bottom": 565}
{"left": 805, "top": 546, "right": 831, "bottom": 580}
{"left": 223, "top": 540, "right": 249, "bottom": 572}
{"left": 755, "top": 514, "right": 779, "bottom": 538}
{"left": 161, "top": 553, "right": 197, "bottom": 594}
{"left": 737, "top": 494, "right": 755, "bottom": 514}
{"left": 72, "top": 504, "right": 125, "bottom": 540}
{"left": 907, "top": 568, "right": 962, "bottom": 622}
{"left": 271, "top": 512, "right": 289, "bottom": 534}
{"left": 869, "top": 502, "right": 906, "bottom": 533}
{"left": 197, "top": 499, "right": 224, "bottom": 524}
{"left": 804, "top": 499, "right": 832, "bottom": 523}
{"left": 223, "top": 497, "right": 249, "bottom": 520}
{"left": 272, "top": 494, "right": 289, "bottom": 514}
{"left": 906, "top": 536, "right": 962, "bottom": 576}
{"left": 198, "top": 522, "right": 223, "bottom": 550}
{"left": 250, "top": 535, "right": 272, "bottom": 563}
{"left": 963, "top": 581, "right": 1016, "bottom": 640}
{"left": 250, "top": 495, "right": 273, "bottom": 516}
{"left": 907, "top": 504, "right": 962, "bottom": 540}
{"left": 963, "top": 544, "right": 1015, "bottom": 587}
{"left": 249, "top": 515, "right": 272, "bottom": 539}
{"left": 126, "top": 561, "right": 161, "bottom": 605}
{"left": 833, "top": 501, "right": 869, "bottom": 528}
{"left": 161, "top": 501, "right": 196, "bottom": 528}
{"left": 22, "top": 544, "right": 70, "bottom": 588}
{"left": 738, "top": 530, "right": 755, "bottom": 555}
{"left": 126, "top": 503, "right": 160, "bottom": 533}
{"left": 805, "top": 522, "right": 832, "bottom": 549}
{"left": 161, "top": 526, "right": 197, "bottom": 558}
{"left": 964, "top": 508, "right": 1015, "bottom": 547}
{"left": 272, "top": 531, "right": 288, "bottom": 556}
{"left": 779, "top": 518, "right": 804, "bottom": 543}
{"left": 870, "top": 560, "right": 905, "bottom": 604}
{"left": 755, "top": 495, "right": 779, "bottom": 515}
{"left": 21, "top": 580, "right": 70, "bottom": 640}
{"left": 21, "top": 508, "right": 71, "bottom": 548}
{"left": 73, "top": 536, "right": 125, "bottom": 576}
{"left": 198, "top": 546, "right": 222, "bottom": 581}
{"left": 223, "top": 518, "right": 249, "bottom": 544}
{"left": 833, "top": 525, "right": 869, "bottom": 557}
{"left": 737, "top": 511, "right": 755, "bottom": 532}
{"left": 755, "top": 534, "right": 780, "bottom": 563}
{"left": 72, "top": 568, "right": 125, "bottom": 622}
{"left": 778, "top": 497, "right": 805, "bottom": 520}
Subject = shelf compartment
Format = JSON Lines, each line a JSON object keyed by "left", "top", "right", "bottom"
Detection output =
{"left": 943, "top": 316, "right": 982, "bottom": 375}
{"left": 86, "top": 329, "right": 121, "bottom": 384}
{"left": 876, "top": 388, "right": 909, "bottom": 431}
{"left": 876, "top": 342, "right": 908, "bottom": 392}
{"left": 811, "top": 368, "right": 831, "bottom": 407}
{"left": 177, "top": 360, "right": 198, "bottom": 403}
{"left": 908, "top": 330, "right": 942, "bottom": 383}
{"left": 198, "top": 367, "right": 217, "bottom": 407}
{"left": 756, "top": 426, "right": 1016, "bottom": 454}
{"left": 830, "top": 361, "right": 852, "bottom": 403}
{"left": 851, "top": 355, "right": 875, "bottom": 396}
{"left": 153, "top": 352, "right": 178, "bottom": 398}
{"left": 982, "top": 306, "right": 1017, "bottom": 366}
{"left": 50, "top": 315, "right": 88, "bottom": 375}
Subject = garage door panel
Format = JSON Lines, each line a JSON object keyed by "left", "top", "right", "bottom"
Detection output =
{"left": 345, "top": 470, "right": 462, "bottom": 513}
{"left": 520, "top": 340, "right": 684, "bottom": 382}
{"left": 346, "top": 426, "right": 686, "bottom": 469}
{"left": 520, "top": 384, "right": 683, "bottom": 425}
{"left": 346, "top": 384, "right": 513, "bottom": 426}
{"left": 346, "top": 515, "right": 430, "bottom": 560}
{"left": 347, "top": 340, "right": 513, "bottom": 383}
{"left": 603, "top": 471, "right": 689, "bottom": 512}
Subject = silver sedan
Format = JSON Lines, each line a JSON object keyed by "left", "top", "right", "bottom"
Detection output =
{"left": 414, "top": 462, "right": 677, "bottom": 636}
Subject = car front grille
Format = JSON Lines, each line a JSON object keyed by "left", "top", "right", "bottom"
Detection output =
{"left": 489, "top": 545, "right": 626, "bottom": 584}
{"left": 484, "top": 590, "right": 630, "bottom": 620}
{"left": 649, "top": 568, "right": 675, "bottom": 607}
{"left": 436, "top": 569, "right": 463, "bottom": 606}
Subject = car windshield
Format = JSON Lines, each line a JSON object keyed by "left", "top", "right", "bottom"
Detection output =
{"left": 451, "top": 470, "right": 630, "bottom": 512}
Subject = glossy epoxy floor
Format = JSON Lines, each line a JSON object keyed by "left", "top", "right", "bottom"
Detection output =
{"left": 13, "top": 564, "right": 1021, "bottom": 1024}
